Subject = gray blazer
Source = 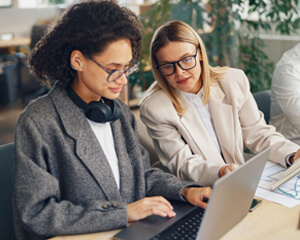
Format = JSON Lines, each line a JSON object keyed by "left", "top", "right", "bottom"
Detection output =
{"left": 13, "top": 84, "right": 198, "bottom": 240}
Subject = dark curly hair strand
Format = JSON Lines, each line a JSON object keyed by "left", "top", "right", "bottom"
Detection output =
{"left": 29, "top": 0, "right": 142, "bottom": 87}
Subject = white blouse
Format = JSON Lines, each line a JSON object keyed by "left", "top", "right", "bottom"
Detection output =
{"left": 87, "top": 119, "right": 120, "bottom": 189}
{"left": 182, "top": 89, "right": 221, "bottom": 154}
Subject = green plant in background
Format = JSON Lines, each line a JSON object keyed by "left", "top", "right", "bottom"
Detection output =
{"left": 128, "top": 0, "right": 171, "bottom": 96}
{"left": 268, "top": 0, "right": 300, "bottom": 34}
{"left": 197, "top": 0, "right": 241, "bottom": 67}
{"left": 170, "top": 0, "right": 205, "bottom": 30}
{"left": 129, "top": 0, "right": 300, "bottom": 97}
{"left": 239, "top": 36, "right": 274, "bottom": 91}
{"left": 239, "top": 0, "right": 300, "bottom": 92}
{"left": 48, "top": 0, "right": 66, "bottom": 4}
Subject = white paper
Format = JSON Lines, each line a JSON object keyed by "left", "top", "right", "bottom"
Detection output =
{"left": 255, "top": 161, "right": 300, "bottom": 208}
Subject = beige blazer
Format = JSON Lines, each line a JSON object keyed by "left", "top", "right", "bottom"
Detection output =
{"left": 140, "top": 68, "right": 299, "bottom": 186}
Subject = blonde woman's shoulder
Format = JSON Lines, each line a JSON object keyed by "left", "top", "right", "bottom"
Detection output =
{"left": 140, "top": 88, "right": 171, "bottom": 108}
{"left": 218, "top": 67, "right": 250, "bottom": 96}
{"left": 225, "top": 67, "right": 245, "bottom": 77}
{"left": 220, "top": 67, "right": 248, "bottom": 85}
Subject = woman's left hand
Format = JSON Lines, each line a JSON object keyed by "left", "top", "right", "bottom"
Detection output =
{"left": 180, "top": 187, "right": 212, "bottom": 209}
{"left": 291, "top": 148, "right": 300, "bottom": 164}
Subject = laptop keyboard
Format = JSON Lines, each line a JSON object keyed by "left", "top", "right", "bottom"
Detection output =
{"left": 150, "top": 207, "right": 205, "bottom": 240}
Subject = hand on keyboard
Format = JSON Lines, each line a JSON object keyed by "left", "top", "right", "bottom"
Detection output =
{"left": 127, "top": 196, "right": 176, "bottom": 223}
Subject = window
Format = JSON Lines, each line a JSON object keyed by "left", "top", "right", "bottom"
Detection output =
{"left": 0, "top": 0, "right": 12, "bottom": 7}
{"left": 17, "top": 0, "right": 137, "bottom": 8}
{"left": 18, "top": 0, "right": 80, "bottom": 8}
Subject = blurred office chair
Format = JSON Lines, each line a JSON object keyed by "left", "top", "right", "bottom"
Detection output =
{"left": 252, "top": 90, "right": 300, "bottom": 146}
{"left": 0, "top": 142, "right": 16, "bottom": 240}
{"left": 0, "top": 55, "right": 19, "bottom": 106}
{"left": 136, "top": 119, "right": 169, "bottom": 172}
{"left": 253, "top": 90, "right": 271, "bottom": 124}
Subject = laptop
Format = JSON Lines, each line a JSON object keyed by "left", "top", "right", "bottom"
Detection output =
{"left": 114, "top": 147, "right": 271, "bottom": 240}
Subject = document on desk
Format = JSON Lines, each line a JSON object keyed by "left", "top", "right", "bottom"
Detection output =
{"left": 255, "top": 161, "right": 300, "bottom": 208}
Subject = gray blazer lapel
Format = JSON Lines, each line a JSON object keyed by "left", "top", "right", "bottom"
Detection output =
{"left": 50, "top": 85, "right": 122, "bottom": 201}
{"left": 209, "top": 83, "right": 235, "bottom": 162}
{"left": 111, "top": 120, "right": 134, "bottom": 201}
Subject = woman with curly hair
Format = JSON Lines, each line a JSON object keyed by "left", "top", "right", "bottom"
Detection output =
{"left": 13, "top": 1, "right": 211, "bottom": 239}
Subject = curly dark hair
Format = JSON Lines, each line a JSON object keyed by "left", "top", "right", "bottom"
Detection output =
{"left": 29, "top": 0, "right": 142, "bottom": 87}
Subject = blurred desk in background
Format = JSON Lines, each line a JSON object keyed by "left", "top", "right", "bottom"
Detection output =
{"left": 0, "top": 37, "right": 30, "bottom": 49}
{"left": 0, "top": 37, "right": 30, "bottom": 54}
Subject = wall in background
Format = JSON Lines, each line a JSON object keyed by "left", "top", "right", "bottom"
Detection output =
{"left": 0, "top": 8, "right": 62, "bottom": 37}
{"left": 0, "top": 2, "right": 142, "bottom": 38}
{"left": 262, "top": 36, "right": 300, "bottom": 65}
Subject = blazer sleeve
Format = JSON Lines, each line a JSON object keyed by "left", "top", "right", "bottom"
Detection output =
{"left": 234, "top": 70, "right": 299, "bottom": 167}
{"left": 126, "top": 106, "right": 202, "bottom": 200}
{"left": 140, "top": 98, "right": 222, "bottom": 186}
{"left": 14, "top": 115, "right": 127, "bottom": 238}
{"left": 144, "top": 168, "right": 202, "bottom": 200}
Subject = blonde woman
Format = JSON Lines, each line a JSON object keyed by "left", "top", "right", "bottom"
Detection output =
{"left": 139, "top": 20, "right": 300, "bottom": 186}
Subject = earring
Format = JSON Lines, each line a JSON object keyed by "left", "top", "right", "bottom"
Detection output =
{"left": 70, "top": 59, "right": 82, "bottom": 70}
{"left": 76, "top": 59, "right": 82, "bottom": 68}
{"left": 70, "top": 63, "right": 77, "bottom": 70}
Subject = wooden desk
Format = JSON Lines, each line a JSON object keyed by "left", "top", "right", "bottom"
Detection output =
{"left": 50, "top": 199, "right": 300, "bottom": 240}
{"left": 221, "top": 199, "right": 300, "bottom": 240}
{"left": 0, "top": 37, "right": 30, "bottom": 49}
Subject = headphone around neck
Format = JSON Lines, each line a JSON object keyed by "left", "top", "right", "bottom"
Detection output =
{"left": 66, "top": 83, "right": 121, "bottom": 123}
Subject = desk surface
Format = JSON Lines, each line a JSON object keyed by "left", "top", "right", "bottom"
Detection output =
{"left": 0, "top": 37, "right": 30, "bottom": 48}
{"left": 50, "top": 199, "right": 300, "bottom": 240}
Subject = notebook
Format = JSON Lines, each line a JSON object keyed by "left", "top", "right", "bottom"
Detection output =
{"left": 114, "top": 147, "right": 271, "bottom": 240}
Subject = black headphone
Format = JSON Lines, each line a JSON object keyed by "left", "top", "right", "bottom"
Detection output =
{"left": 66, "top": 83, "right": 121, "bottom": 123}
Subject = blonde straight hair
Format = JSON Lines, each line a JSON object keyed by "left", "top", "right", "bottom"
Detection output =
{"left": 141, "top": 20, "right": 228, "bottom": 115}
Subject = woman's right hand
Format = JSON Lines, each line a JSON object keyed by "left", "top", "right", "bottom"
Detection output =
{"left": 127, "top": 196, "right": 176, "bottom": 223}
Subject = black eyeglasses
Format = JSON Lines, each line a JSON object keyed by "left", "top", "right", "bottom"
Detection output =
{"left": 156, "top": 48, "right": 198, "bottom": 76}
{"left": 87, "top": 55, "right": 140, "bottom": 82}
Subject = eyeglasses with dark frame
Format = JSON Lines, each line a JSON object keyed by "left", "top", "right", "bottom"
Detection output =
{"left": 86, "top": 55, "right": 140, "bottom": 83}
{"left": 156, "top": 48, "right": 198, "bottom": 76}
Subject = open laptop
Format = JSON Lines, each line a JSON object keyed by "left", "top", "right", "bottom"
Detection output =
{"left": 114, "top": 147, "right": 271, "bottom": 240}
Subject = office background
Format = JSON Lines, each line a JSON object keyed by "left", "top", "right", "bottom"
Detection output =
{"left": 1, "top": 0, "right": 300, "bottom": 145}
{"left": 1, "top": 2, "right": 300, "bottom": 240}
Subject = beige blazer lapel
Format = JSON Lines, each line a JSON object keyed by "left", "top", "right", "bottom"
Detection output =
{"left": 176, "top": 90, "right": 225, "bottom": 165}
{"left": 209, "top": 83, "right": 235, "bottom": 163}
